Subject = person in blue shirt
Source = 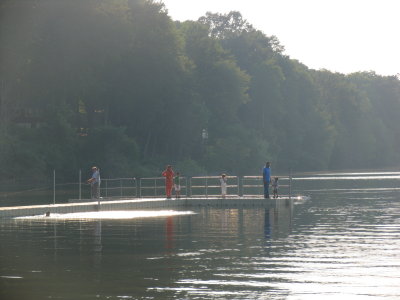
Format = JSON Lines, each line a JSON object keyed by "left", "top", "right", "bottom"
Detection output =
{"left": 87, "top": 166, "right": 101, "bottom": 199}
{"left": 262, "top": 162, "right": 271, "bottom": 199}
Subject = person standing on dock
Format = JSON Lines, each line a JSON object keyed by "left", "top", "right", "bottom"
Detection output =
{"left": 263, "top": 162, "right": 271, "bottom": 199}
{"left": 87, "top": 166, "right": 101, "bottom": 199}
{"left": 174, "top": 172, "right": 181, "bottom": 199}
{"left": 162, "top": 165, "right": 174, "bottom": 199}
{"left": 220, "top": 174, "right": 227, "bottom": 198}
{"left": 272, "top": 177, "right": 279, "bottom": 198}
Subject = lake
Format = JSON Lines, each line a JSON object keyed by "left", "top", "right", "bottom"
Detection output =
{"left": 1, "top": 172, "right": 400, "bottom": 299}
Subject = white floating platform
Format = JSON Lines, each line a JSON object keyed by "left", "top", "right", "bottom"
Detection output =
{"left": 0, "top": 196, "right": 296, "bottom": 218}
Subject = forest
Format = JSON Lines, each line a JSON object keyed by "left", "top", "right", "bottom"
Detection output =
{"left": 1, "top": 0, "right": 400, "bottom": 183}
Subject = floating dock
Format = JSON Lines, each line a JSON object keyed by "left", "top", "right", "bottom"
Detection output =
{"left": 0, "top": 196, "right": 294, "bottom": 218}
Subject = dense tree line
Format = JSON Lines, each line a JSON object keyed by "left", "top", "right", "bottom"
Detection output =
{"left": 1, "top": 0, "right": 400, "bottom": 182}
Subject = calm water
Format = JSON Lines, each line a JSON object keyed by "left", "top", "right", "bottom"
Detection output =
{"left": 1, "top": 172, "right": 400, "bottom": 299}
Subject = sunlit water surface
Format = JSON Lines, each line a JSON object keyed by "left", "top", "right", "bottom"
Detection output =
{"left": 15, "top": 210, "right": 196, "bottom": 220}
{"left": 1, "top": 172, "right": 400, "bottom": 299}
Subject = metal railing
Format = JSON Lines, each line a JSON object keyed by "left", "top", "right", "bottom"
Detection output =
{"left": 190, "top": 176, "right": 239, "bottom": 198}
{"left": 100, "top": 175, "right": 291, "bottom": 199}
{"left": 100, "top": 178, "right": 137, "bottom": 198}
{"left": 65, "top": 174, "right": 293, "bottom": 204}
{"left": 139, "top": 177, "right": 188, "bottom": 198}
{"left": 242, "top": 175, "right": 292, "bottom": 198}
{"left": 10, "top": 172, "right": 293, "bottom": 206}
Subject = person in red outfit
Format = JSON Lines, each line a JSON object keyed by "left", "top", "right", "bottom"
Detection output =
{"left": 162, "top": 165, "right": 175, "bottom": 199}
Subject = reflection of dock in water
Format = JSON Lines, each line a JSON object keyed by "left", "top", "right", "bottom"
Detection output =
{"left": 0, "top": 196, "right": 304, "bottom": 218}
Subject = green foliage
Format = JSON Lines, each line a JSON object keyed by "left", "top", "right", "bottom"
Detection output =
{"left": 79, "top": 126, "right": 140, "bottom": 178}
{"left": 0, "top": 129, "right": 47, "bottom": 181}
{"left": 1, "top": 1, "right": 400, "bottom": 184}
{"left": 198, "top": 11, "right": 254, "bottom": 39}
{"left": 0, "top": 115, "right": 78, "bottom": 181}
{"left": 175, "top": 159, "right": 206, "bottom": 177}
{"left": 204, "top": 125, "right": 271, "bottom": 175}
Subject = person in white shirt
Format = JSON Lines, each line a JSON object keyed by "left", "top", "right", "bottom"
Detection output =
{"left": 220, "top": 174, "right": 227, "bottom": 198}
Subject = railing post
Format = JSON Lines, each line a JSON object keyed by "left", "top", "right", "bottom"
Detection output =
{"left": 154, "top": 178, "right": 157, "bottom": 197}
{"left": 189, "top": 177, "right": 192, "bottom": 197}
{"left": 205, "top": 177, "right": 208, "bottom": 198}
{"left": 184, "top": 177, "right": 187, "bottom": 197}
{"left": 53, "top": 169, "right": 56, "bottom": 205}
{"left": 237, "top": 176, "right": 240, "bottom": 197}
{"left": 98, "top": 189, "right": 101, "bottom": 209}
{"left": 79, "top": 169, "right": 81, "bottom": 201}
{"left": 120, "top": 179, "right": 123, "bottom": 197}
{"left": 241, "top": 176, "right": 245, "bottom": 197}
{"left": 139, "top": 178, "right": 142, "bottom": 198}
{"left": 105, "top": 180, "right": 108, "bottom": 198}
{"left": 289, "top": 170, "right": 292, "bottom": 200}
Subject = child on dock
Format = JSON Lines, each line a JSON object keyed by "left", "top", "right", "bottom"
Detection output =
{"left": 272, "top": 177, "right": 279, "bottom": 198}
{"left": 174, "top": 172, "right": 181, "bottom": 199}
{"left": 220, "top": 174, "right": 227, "bottom": 198}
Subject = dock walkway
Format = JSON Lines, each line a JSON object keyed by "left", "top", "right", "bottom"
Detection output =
{"left": 0, "top": 196, "right": 292, "bottom": 218}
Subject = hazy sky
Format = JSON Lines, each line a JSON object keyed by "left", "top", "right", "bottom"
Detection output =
{"left": 161, "top": 0, "right": 399, "bottom": 76}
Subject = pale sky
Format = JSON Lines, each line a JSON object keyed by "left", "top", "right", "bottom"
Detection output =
{"left": 161, "top": 0, "right": 400, "bottom": 76}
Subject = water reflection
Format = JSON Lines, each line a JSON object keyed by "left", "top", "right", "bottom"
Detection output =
{"left": 165, "top": 217, "right": 174, "bottom": 253}
{"left": 93, "top": 221, "right": 102, "bottom": 267}
{"left": 2, "top": 173, "right": 400, "bottom": 299}
{"left": 265, "top": 199, "right": 294, "bottom": 239}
